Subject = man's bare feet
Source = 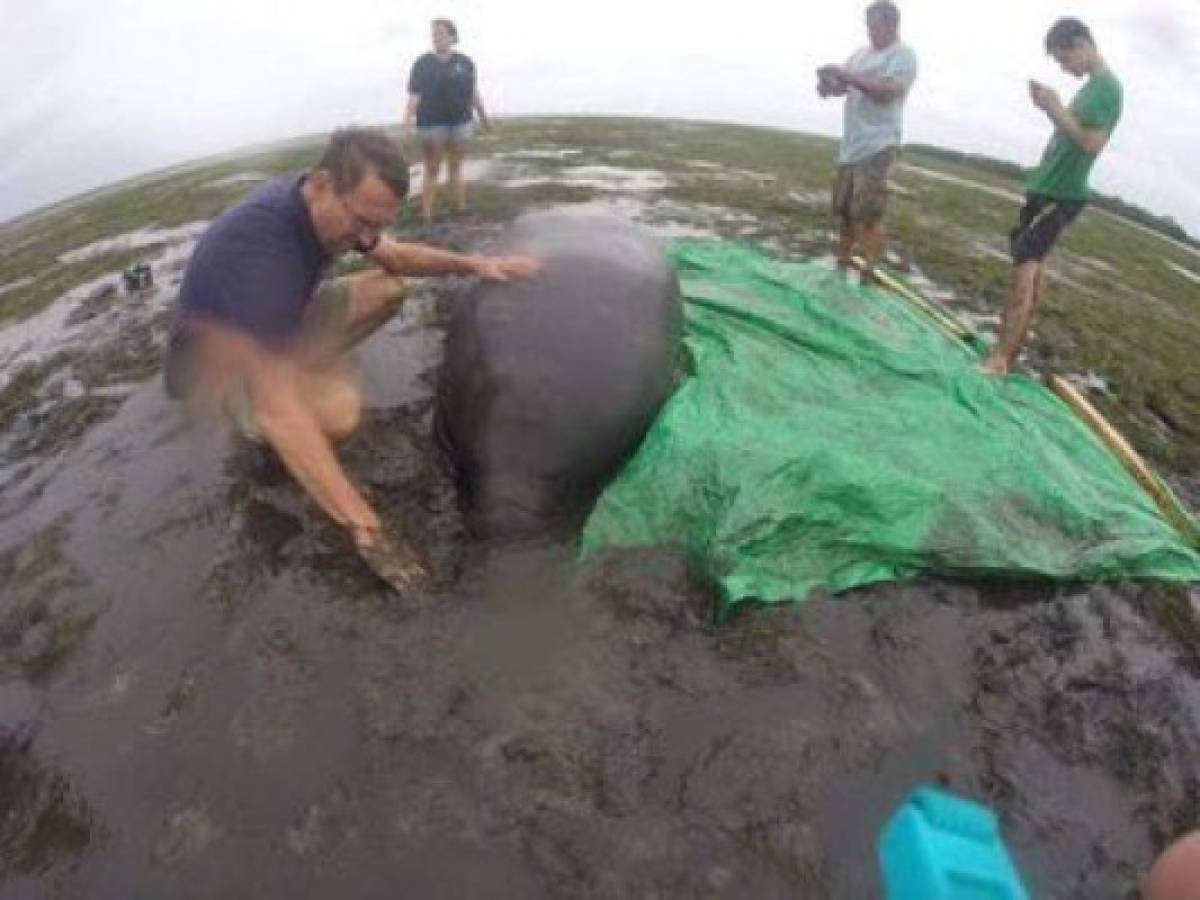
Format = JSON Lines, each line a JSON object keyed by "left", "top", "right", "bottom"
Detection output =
{"left": 978, "top": 354, "right": 1010, "bottom": 375}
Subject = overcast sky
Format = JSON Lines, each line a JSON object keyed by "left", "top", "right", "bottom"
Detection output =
{"left": 2, "top": 0, "right": 1198, "bottom": 234}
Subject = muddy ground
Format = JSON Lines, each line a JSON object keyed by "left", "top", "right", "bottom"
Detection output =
{"left": 1, "top": 120, "right": 1199, "bottom": 899}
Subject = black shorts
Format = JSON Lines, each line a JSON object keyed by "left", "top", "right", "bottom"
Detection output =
{"left": 1009, "top": 194, "right": 1085, "bottom": 264}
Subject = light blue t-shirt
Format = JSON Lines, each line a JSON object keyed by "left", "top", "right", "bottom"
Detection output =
{"left": 840, "top": 41, "right": 919, "bottom": 165}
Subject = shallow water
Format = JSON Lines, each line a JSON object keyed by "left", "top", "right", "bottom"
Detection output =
{"left": 898, "top": 164, "right": 1024, "bottom": 205}
{"left": 502, "top": 165, "right": 671, "bottom": 193}
{"left": 57, "top": 221, "right": 209, "bottom": 265}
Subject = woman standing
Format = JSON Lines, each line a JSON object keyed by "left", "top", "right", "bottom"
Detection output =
{"left": 403, "top": 18, "right": 491, "bottom": 221}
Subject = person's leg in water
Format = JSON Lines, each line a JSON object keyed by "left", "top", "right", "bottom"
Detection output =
{"left": 836, "top": 217, "right": 856, "bottom": 274}
{"left": 856, "top": 218, "right": 886, "bottom": 285}
{"left": 853, "top": 148, "right": 894, "bottom": 285}
{"left": 981, "top": 259, "right": 1044, "bottom": 374}
{"left": 420, "top": 139, "right": 446, "bottom": 222}
{"left": 445, "top": 134, "right": 469, "bottom": 213}
{"left": 832, "top": 160, "right": 856, "bottom": 275}
{"left": 982, "top": 195, "right": 1081, "bottom": 375}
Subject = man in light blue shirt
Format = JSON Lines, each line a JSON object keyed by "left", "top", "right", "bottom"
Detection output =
{"left": 818, "top": 1, "right": 918, "bottom": 281}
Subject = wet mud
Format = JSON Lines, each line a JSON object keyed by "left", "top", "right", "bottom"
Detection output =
{"left": 0, "top": 145, "right": 1198, "bottom": 899}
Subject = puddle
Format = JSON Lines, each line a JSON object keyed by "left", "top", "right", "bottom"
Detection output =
{"left": 689, "top": 165, "right": 775, "bottom": 186}
{"left": 1165, "top": 260, "right": 1200, "bottom": 286}
{"left": 556, "top": 197, "right": 722, "bottom": 240}
{"left": 1045, "top": 268, "right": 1090, "bottom": 291}
{"left": 898, "top": 164, "right": 1023, "bottom": 204}
{"left": 58, "top": 222, "right": 209, "bottom": 265}
{"left": 502, "top": 165, "right": 670, "bottom": 193}
{"left": 0, "top": 239, "right": 196, "bottom": 373}
{"left": 407, "top": 158, "right": 494, "bottom": 193}
{"left": 960, "top": 311, "right": 1001, "bottom": 332}
{"left": 1078, "top": 255, "right": 1115, "bottom": 273}
{"left": 494, "top": 148, "right": 583, "bottom": 162}
{"left": 903, "top": 269, "right": 960, "bottom": 304}
{"left": 0, "top": 277, "right": 36, "bottom": 298}
{"left": 789, "top": 189, "right": 827, "bottom": 208}
{"left": 1062, "top": 371, "right": 1111, "bottom": 396}
{"left": 1095, "top": 209, "right": 1200, "bottom": 259}
{"left": 0, "top": 274, "right": 125, "bottom": 369}
{"left": 204, "top": 171, "right": 269, "bottom": 189}
{"left": 969, "top": 240, "right": 1011, "bottom": 262}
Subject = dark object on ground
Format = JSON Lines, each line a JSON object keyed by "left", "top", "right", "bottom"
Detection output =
{"left": 121, "top": 263, "right": 153, "bottom": 292}
{"left": 436, "top": 208, "right": 683, "bottom": 537}
{"left": 817, "top": 65, "right": 846, "bottom": 97}
{"left": 355, "top": 521, "right": 434, "bottom": 594}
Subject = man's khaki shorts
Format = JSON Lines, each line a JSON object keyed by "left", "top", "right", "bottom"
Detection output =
{"left": 225, "top": 277, "right": 361, "bottom": 440}
{"left": 166, "top": 275, "right": 366, "bottom": 442}
{"left": 831, "top": 147, "right": 898, "bottom": 225}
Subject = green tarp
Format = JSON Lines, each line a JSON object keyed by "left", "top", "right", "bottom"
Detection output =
{"left": 580, "top": 241, "right": 1200, "bottom": 610}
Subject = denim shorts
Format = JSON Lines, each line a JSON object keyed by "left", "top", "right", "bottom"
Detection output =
{"left": 1009, "top": 193, "right": 1085, "bottom": 264}
{"left": 416, "top": 122, "right": 475, "bottom": 145}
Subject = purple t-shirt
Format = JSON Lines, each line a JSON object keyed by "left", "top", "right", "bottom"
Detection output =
{"left": 175, "top": 173, "right": 330, "bottom": 348}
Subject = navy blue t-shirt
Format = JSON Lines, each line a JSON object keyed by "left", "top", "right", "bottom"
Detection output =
{"left": 175, "top": 173, "right": 330, "bottom": 348}
{"left": 408, "top": 52, "right": 476, "bottom": 127}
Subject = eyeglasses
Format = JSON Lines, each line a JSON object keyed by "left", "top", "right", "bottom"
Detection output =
{"left": 336, "top": 194, "right": 391, "bottom": 234}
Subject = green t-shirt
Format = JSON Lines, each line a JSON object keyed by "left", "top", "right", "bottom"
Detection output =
{"left": 1026, "top": 69, "right": 1122, "bottom": 201}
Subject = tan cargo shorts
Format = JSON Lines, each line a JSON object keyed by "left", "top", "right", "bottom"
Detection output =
{"left": 223, "top": 277, "right": 362, "bottom": 440}
{"left": 831, "top": 146, "right": 898, "bottom": 225}
{"left": 166, "top": 275, "right": 370, "bottom": 442}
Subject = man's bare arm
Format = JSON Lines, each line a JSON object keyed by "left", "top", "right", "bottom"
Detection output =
{"left": 1030, "top": 83, "right": 1110, "bottom": 155}
{"left": 836, "top": 68, "right": 906, "bottom": 103}
{"left": 816, "top": 65, "right": 849, "bottom": 98}
{"left": 367, "top": 235, "right": 540, "bottom": 281}
{"left": 402, "top": 93, "right": 420, "bottom": 132}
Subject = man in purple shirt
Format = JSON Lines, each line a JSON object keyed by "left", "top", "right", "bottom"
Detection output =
{"left": 166, "top": 127, "right": 537, "bottom": 590}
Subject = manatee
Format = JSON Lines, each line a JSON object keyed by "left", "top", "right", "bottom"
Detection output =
{"left": 435, "top": 208, "right": 683, "bottom": 537}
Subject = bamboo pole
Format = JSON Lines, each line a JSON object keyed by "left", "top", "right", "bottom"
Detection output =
{"left": 850, "top": 257, "right": 1199, "bottom": 546}
{"left": 1045, "top": 374, "right": 1200, "bottom": 545}
{"left": 848, "top": 257, "right": 973, "bottom": 344}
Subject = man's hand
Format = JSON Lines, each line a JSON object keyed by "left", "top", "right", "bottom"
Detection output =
{"left": 1029, "top": 79, "right": 1108, "bottom": 154}
{"left": 472, "top": 255, "right": 541, "bottom": 282}
{"left": 1029, "top": 80, "right": 1061, "bottom": 113}
{"left": 817, "top": 65, "right": 848, "bottom": 99}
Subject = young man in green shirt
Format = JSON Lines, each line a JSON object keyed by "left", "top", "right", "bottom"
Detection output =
{"left": 981, "top": 18, "right": 1122, "bottom": 375}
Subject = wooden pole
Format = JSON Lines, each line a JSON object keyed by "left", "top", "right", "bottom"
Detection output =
{"left": 849, "top": 257, "right": 973, "bottom": 344}
{"left": 850, "top": 257, "right": 1199, "bottom": 546}
{"left": 1045, "top": 375, "right": 1199, "bottom": 545}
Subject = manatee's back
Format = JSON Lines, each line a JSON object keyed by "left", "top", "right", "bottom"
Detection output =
{"left": 436, "top": 209, "right": 682, "bottom": 536}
